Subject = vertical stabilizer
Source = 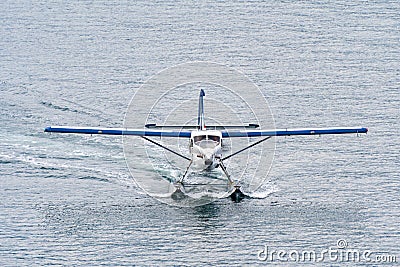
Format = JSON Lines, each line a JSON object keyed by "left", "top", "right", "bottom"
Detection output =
{"left": 198, "top": 89, "right": 206, "bottom": 130}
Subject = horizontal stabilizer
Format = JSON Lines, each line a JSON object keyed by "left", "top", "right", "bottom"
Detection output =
{"left": 145, "top": 123, "right": 259, "bottom": 129}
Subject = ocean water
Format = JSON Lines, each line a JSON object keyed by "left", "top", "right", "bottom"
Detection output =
{"left": 1, "top": 0, "right": 399, "bottom": 266}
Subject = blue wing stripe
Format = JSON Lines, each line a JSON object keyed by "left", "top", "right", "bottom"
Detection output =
{"left": 222, "top": 127, "right": 368, "bottom": 137}
{"left": 44, "top": 126, "right": 192, "bottom": 138}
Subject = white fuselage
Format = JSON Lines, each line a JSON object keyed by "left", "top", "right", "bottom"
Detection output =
{"left": 190, "top": 130, "right": 222, "bottom": 171}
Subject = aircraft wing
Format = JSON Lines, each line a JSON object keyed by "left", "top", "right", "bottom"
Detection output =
{"left": 44, "top": 126, "right": 192, "bottom": 137}
{"left": 45, "top": 126, "right": 368, "bottom": 138}
{"left": 221, "top": 127, "right": 368, "bottom": 138}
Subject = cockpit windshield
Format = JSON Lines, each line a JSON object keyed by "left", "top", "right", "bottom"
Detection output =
{"left": 208, "top": 135, "right": 220, "bottom": 143}
{"left": 193, "top": 135, "right": 206, "bottom": 143}
{"left": 193, "top": 135, "right": 220, "bottom": 147}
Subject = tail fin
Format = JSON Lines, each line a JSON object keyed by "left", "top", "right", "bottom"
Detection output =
{"left": 198, "top": 89, "right": 205, "bottom": 130}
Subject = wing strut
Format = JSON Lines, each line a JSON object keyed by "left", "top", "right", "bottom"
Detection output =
{"left": 141, "top": 136, "right": 191, "bottom": 161}
{"left": 221, "top": 136, "right": 272, "bottom": 161}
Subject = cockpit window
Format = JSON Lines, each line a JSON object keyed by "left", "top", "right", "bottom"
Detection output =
{"left": 208, "top": 135, "right": 220, "bottom": 143}
{"left": 193, "top": 135, "right": 220, "bottom": 145}
{"left": 194, "top": 135, "right": 206, "bottom": 143}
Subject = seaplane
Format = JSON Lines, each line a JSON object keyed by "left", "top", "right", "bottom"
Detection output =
{"left": 44, "top": 89, "right": 368, "bottom": 202}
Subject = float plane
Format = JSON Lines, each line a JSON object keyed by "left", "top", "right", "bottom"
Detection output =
{"left": 44, "top": 90, "right": 368, "bottom": 201}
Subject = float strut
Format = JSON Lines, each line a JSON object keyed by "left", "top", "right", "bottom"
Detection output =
{"left": 179, "top": 160, "right": 193, "bottom": 184}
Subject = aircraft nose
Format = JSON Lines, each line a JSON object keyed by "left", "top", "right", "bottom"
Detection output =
{"left": 204, "top": 153, "right": 214, "bottom": 166}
